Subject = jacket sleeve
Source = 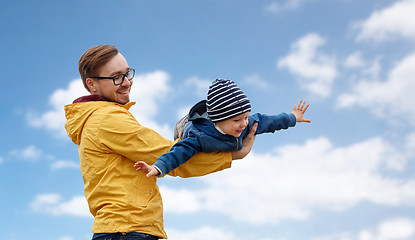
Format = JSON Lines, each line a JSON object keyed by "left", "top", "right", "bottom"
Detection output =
{"left": 153, "top": 136, "right": 203, "bottom": 176}
{"left": 98, "top": 108, "right": 232, "bottom": 177}
{"left": 248, "top": 112, "right": 297, "bottom": 135}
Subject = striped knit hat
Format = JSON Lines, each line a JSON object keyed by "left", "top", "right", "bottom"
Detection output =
{"left": 207, "top": 79, "right": 251, "bottom": 123}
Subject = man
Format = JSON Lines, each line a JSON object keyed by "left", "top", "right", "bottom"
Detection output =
{"left": 64, "top": 45, "right": 256, "bottom": 240}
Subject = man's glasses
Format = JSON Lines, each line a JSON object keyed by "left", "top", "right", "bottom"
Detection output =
{"left": 90, "top": 68, "right": 135, "bottom": 86}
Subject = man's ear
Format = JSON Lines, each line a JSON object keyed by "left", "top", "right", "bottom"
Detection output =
{"left": 86, "top": 78, "right": 97, "bottom": 93}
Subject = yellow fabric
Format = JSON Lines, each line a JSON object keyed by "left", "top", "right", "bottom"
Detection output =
{"left": 64, "top": 100, "right": 232, "bottom": 238}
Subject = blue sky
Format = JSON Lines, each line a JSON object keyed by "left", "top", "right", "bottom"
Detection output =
{"left": 1, "top": 0, "right": 415, "bottom": 239}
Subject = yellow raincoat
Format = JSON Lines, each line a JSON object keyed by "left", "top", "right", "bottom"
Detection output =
{"left": 64, "top": 99, "right": 232, "bottom": 238}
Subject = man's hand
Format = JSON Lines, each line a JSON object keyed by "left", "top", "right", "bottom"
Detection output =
{"left": 292, "top": 100, "right": 311, "bottom": 123}
{"left": 231, "top": 122, "right": 258, "bottom": 160}
{"left": 134, "top": 161, "right": 160, "bottom": 177}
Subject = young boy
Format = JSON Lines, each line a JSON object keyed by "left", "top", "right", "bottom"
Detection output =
{"left": 135, "top": 79, "right": 310, "bottom": 177}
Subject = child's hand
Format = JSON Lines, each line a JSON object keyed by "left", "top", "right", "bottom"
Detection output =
{"left": 292, "top": 100, "right": 311, "bottom": 123}
{"left": 134, "top": 161, "right": 160, "bottom": 177}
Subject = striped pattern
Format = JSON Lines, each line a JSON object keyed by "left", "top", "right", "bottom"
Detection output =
{"left": 207, "top": 79, "right": 251, "bottom": 123}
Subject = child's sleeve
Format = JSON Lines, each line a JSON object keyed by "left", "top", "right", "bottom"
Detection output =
{"left": 249, "top": 112, "right": 297, "bottom": 135}
{"left": 153, "top": 136, "right": 203, "bottom": 176}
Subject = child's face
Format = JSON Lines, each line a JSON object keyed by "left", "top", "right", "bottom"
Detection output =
{"left": 216, "top": 112, "right": 250, "bottom": 138}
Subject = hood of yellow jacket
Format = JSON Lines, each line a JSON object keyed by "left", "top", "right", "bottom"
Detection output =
{"left": 64, "top": 95, "right": 135, "bottom": 145}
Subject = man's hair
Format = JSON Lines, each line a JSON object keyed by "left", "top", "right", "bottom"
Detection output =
{"left": 78, "top": 45, "right": 119, "bottom": 92}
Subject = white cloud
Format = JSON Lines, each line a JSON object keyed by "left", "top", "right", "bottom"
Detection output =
{"left": 278, "top": 33, "right": 337, "bottom": 97}
{"left": 354, "top": 0, "right": 415, "bottom": 41}
{"left": 50, "top": 160, "right": 79, "bottom": 170}
{"left": 7, "top": 145, "right": 80, "bottom": 171}
{"left": 127, "top": 70, "right": 173, "bottom": 139}
{"left": 160, "top": 186, "right": 203, "bottom": 214}
{"left": 27, "top": 79, "right": 88, "bottom": 138}
{"left": 406, "top": 132, "right": 415, "bottom": 152}
{"left": 377, "top": 218, "right": 415, "bottom": 239}
{"left": 265, "top": 0, "right": 306, "bottom": 13}
{"left": 312, "top": 218, "right": 415, "bottom": 240}
{"left": 30, "top": 193, "right": 90, "bottom": 217}
{"left": 166, "top": 226, "right": 236, "bottom": 240}
{"left": 337, "top": 53, "right": 415, "bottom": 126}
{"left": 184, "top": 76, "right": 211, "bottom": 98}
{"left": 243, "top": 74, "right": 270, "bottom": 89}
{"left": 58, "top": 237, "right": 73, "bottom": 240}
{"left": 344, "top": 51, "right": 367, "bottom": 69}
{"left": 177, "top": 105, "right": 192, "bottom": 120}
{"left": 161, "top": 136, "right": 415, "bottom": 225}
{"left": 9, "top": 145, "right": 44, "bottom": 161}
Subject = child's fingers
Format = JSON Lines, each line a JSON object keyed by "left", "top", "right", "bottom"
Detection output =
{"left": 303, "top": 104, "right": 309, "bottom": 112}
{"left": 134, "top": 161, "right": 146, "bottom": 167}
{"left": 294, "top": 100, "right": 307, "bottom": 111}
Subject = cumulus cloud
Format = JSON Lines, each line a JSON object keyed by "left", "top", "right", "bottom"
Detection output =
{"left": 121, "top": 70, "right": 173, "bottom": 139}
{"left": 177, "top": 105, "right": 192, "bottom": 120}
{"left": 278, "top": 33, "right": 337, "bottom": 97}
{"left": 27, "top": 79, "right": 88, "bottom": 138}
{"left": 337, "top": 53, "right": 415, "bottom": 126}
{"left": 50, "top": 160, "right": 79, "bottom": 170}
{"left": 265, "top": 0, "right": 306, "bottom": 13}
{"left": 184, "top": 76, "right": 211, "bottom": 98}
{"left": 166, "top": 226, "right": 236, "bottom": 240}
{"left": 161, "top": 136, "right": 415, "bottom": 225}
{"left": 58, "top": 237, "right": 73, "bottom": 240}
{"left": 7, "top": 145, "right": 78, "bottom": 170}
{"left": 312, "top": 218, "right": 415, "bottom": 240}
{"left": 344, "top": 51, "right": 367, "bottom": 69}
{"left": 243, "top": 74, "right": 270, "bottom": 89}
{"left": 354, "top": 0, "right": 415, "bottom": 41}
{"left": 30, "top": 193, "right": 90, "bottom": 217}
{"left": 9, "top": 145, "right": 44, "bottom": 161}
{"left": 160, "top": 186, "right": 203, "bottom": 214}
{"left": 406, "top": 133, "right": 415, "bottom": 152}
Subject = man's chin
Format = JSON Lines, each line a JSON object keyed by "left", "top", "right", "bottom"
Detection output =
{"left": 116, "top": 94, "right": 130, "bottom": 104}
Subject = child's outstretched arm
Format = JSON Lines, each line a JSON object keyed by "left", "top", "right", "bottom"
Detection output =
{"left": 134, "top": 161, "right": 161, "bottom": 177}
{"left": 292, "top": 100, "right": 311, "bottom": 123}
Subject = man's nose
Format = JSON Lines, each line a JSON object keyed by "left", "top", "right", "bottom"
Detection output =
{"left": 121, "top": 76, "right": 132, "bottom": 86}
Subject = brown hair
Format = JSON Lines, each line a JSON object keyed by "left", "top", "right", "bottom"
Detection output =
{"left": 78, "top": 45, "right": 119, "bottom": 92}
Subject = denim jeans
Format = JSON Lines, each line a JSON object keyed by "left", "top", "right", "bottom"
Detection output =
{"left": 92, "top": 232, "right": 158, "bottom": 240}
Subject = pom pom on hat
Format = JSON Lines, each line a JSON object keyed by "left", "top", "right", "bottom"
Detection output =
{"left": 207, "top": 79, "right": 251, "bottom": 123}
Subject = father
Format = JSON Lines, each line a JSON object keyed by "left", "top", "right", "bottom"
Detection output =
{"left": 64, "top": 45, "right": 256, "bottom": 240}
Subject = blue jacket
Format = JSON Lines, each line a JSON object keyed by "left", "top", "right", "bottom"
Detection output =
{"left": 154, "top": 100, "right": 296, "bottom": 176}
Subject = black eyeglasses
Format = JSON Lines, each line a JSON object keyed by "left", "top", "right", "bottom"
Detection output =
{"left": 90, "top": 68, "right": 135, "bottom": 86}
